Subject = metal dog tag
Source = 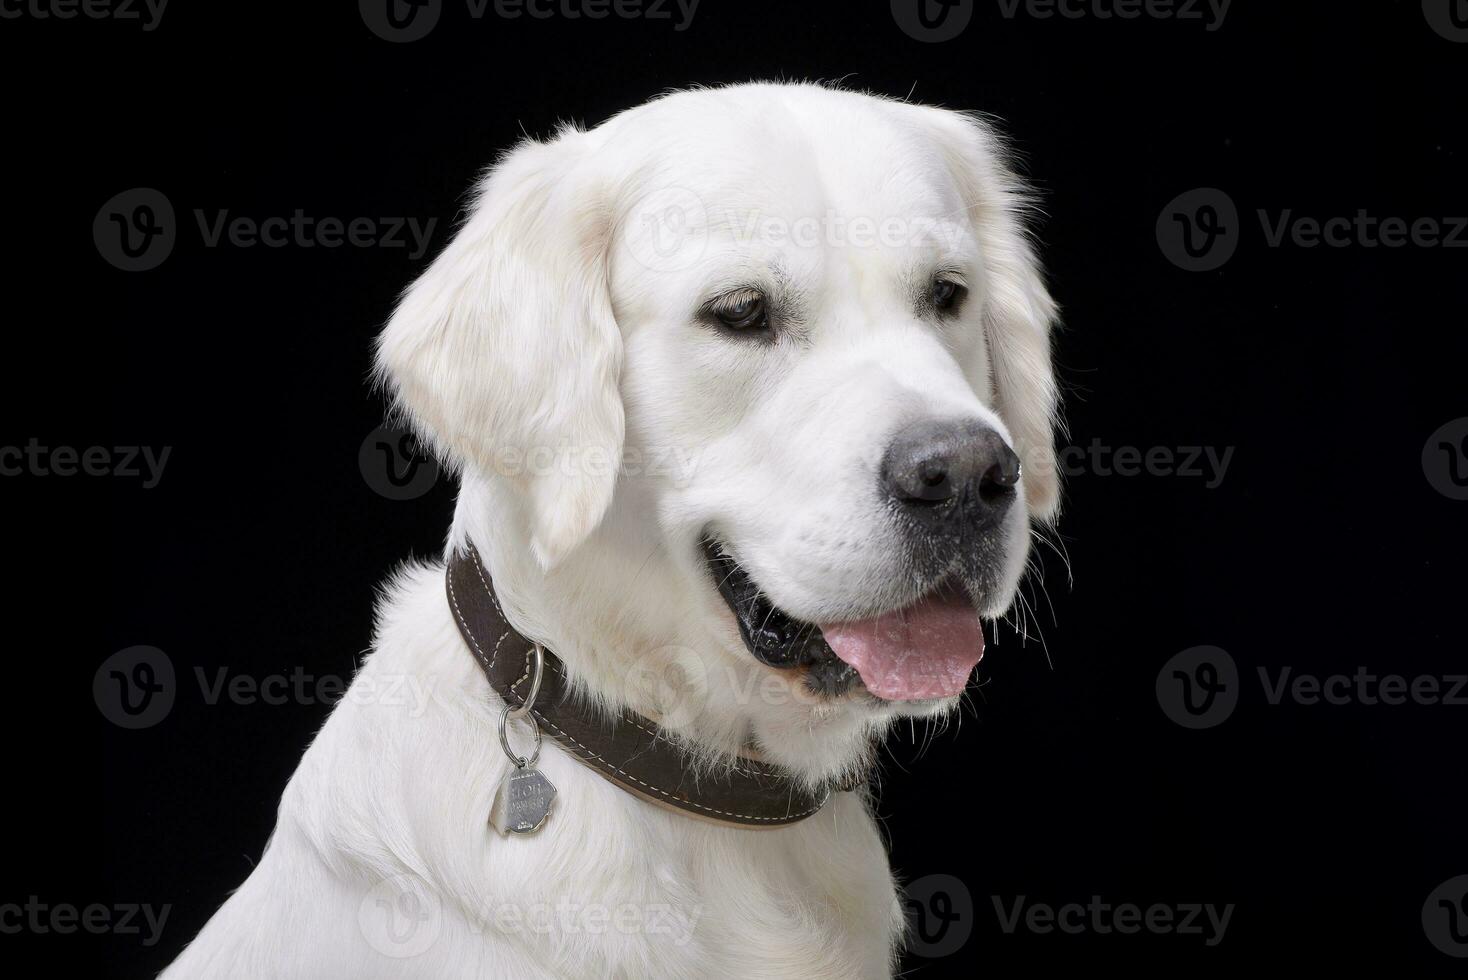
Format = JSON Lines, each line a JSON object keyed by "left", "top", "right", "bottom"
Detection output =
{"left": 490, "top": 766, "right": 556, "bottom": 836}
{"left": 490, "top": 643, "right": 554, "bottom": 837}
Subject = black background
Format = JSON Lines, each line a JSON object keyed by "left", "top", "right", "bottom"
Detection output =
{"left": 5, "top": 0, "right": 1466, "bottom": 975}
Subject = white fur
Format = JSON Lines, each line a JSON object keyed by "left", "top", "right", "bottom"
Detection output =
{"left": 163, "top": 82, "right": 1059, "bottom": 979}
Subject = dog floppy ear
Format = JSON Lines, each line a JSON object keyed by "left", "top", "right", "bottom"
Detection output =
{"left": 375, "top": 126, "right": 624, "bottom": 568}
{"left": 919, "top": 107, "right": 1063, "bottom": 521}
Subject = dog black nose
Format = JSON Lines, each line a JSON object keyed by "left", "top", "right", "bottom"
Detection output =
{"left": 881, "top": 418, "right": 1020, "bottom": 517}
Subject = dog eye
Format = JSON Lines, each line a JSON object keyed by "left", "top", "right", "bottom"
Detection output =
{"left": 931, "top": 277, "right": 966, "bottom": 313}
{"left": 710, "top": 292, "right": 769, "bottom": 332}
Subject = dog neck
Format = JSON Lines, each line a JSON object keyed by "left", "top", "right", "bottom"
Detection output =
{"left": 447, "top": 475, "right": 886, "bottom": 792}
{"left": 446, "top": 543, "right": 843, "bottom": 827}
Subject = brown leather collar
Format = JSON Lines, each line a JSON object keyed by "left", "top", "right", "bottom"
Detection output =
{"left": 446, "top": 545, "right": 836, "bottom": 829}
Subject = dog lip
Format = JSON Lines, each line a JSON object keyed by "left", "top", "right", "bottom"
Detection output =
{"left": 698, "top": 536, "right": 979, "bottom": 702}
{"left": 701, "top": 534, "right": 987, "bottom": 703}
{"left": 699, "top": 535, "right": 861, "bottom": 697}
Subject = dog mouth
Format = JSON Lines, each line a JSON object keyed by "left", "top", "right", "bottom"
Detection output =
{"left": 700, "top": 537, "right": 985, "bottom": 702}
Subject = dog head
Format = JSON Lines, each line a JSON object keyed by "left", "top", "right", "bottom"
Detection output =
{"left": 378, "top": 83, "right": 1060, "bottom": 778}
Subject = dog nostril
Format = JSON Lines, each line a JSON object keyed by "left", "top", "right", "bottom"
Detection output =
{"left": 896, "top": 456, "right": 956, "bottom": 503}
{"left": 978, "top": 446, "right": 1021, "bottom": 506}
{"left": 980, "top": 444, "right": 1022, "bottom": 495}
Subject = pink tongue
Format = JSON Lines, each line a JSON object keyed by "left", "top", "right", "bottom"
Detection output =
{"left": 819, "top": 594, "right": 984, "bottom": 701}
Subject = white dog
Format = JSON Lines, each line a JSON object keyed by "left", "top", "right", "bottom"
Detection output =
{"left": 163, "top": 81, "right": 1061, "bottom": 979}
